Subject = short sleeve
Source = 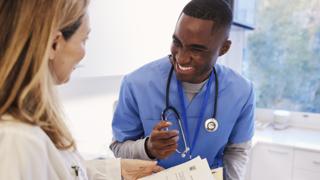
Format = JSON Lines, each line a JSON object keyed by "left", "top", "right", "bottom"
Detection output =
{"left": 228, "top": 83, "right": 255, "bottom": 143}
{"left": 112, "top": 77, "right": 144, "bottom": 142}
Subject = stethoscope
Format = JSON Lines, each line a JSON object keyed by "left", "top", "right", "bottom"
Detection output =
{"left": 161, "top": 63, "right": 219, "bottom": 159}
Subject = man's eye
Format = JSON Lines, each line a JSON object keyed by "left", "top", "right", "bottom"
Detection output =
{"left": 192, "top": 48, "right": 202, "bottom": 52}
{"left": 173, "top": 40, "right": 181, "bottom": 45}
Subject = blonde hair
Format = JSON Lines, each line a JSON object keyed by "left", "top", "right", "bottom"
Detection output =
{"left": 0, "top": 0, "right": 89, "bottom": 150}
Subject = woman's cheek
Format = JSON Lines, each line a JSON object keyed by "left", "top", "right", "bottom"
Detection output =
{"left": 78, "top": 46, "right": 86, "bottom": 62}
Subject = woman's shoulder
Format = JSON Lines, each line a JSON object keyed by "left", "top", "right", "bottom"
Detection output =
{"left": 0, "top": 115, "right": 49, "bottom": 145}
{"left": 0, "top": 115, "right": 61, "bottom": 159}
{"left": 0, "top": 115, "right": 72, "bottom": 179}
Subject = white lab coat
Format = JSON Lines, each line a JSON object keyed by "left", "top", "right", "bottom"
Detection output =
{"left": 0, "top": 115, "right": 121, "bottom": 180}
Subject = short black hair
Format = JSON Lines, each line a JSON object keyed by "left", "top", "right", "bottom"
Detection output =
{"left": 182, "top": 0, "right": 233, "bottom": 34}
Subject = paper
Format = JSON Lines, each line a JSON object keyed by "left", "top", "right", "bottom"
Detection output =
{"left": 211, "top": 167, "right": 223, "bottom": 180}
{"left": 138, "top": 156, "right": 215, "bottom": 180}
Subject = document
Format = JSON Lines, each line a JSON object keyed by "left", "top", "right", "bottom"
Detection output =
{"left": 138, "top": 156, "right": 216, "bottom": 180}
{"left": 211, "top": 167, "right": 223, "bottom": 180}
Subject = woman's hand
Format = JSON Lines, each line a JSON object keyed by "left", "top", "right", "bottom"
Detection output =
{"left": 120, "top": 159, "right": 164, "bottom": 180}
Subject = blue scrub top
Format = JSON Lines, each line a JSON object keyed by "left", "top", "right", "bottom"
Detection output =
{"left": 112, "top": 56, "right": 255, "bottom": 169}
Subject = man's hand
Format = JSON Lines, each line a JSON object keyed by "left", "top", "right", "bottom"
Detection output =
{"left": 121, "top": 159, "right": 164, "bottom": 180}
{"left": 145, "top": 120, "right": 179, "bottom": 159}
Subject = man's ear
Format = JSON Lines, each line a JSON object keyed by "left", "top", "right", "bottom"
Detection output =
{"left": 219, "top": 40, "right": 232, "bottom": 56}
{"left": 48, "top": 31, "right": 63, "bottom": 61}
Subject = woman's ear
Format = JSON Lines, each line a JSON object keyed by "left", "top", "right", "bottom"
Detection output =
{"left": 48, "top": 31, "right": 63, "bottom": 61}
{"left": 219, "top": 40, "right": 232, "bottom": 56}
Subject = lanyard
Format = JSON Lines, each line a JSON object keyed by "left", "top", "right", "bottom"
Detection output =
{"left": 177, "top": 69, "right": 214, "bottom": 159}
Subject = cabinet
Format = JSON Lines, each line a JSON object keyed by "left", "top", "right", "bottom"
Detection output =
{"left": 293, "top": 150, "right": 320, "bottom": 173}
{"left": 227, "top": 0, "right": 255, "bottom": 29}
{"left": 292, "top": 150, "right": 320, "bottom": 180}
{"left": 250, "top": 144, "right": 294, "bottom": 180}
{"left": 248, "top": 144, "right": 320, "bottom": 180}
{"left": 292, "top": 168, "right": 320, "bottom": 180}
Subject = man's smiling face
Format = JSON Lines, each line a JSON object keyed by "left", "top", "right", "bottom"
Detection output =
{"left": 170, "top": 13, "right": 231, "bottom": 83}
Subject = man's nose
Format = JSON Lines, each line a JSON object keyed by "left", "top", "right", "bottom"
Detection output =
{"left": 176, "top": 48, "right": 190, "bottom": 64}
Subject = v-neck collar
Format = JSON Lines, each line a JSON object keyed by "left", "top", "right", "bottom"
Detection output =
{"left": 158, "top": 56, "right": 215, "bottom": 114}
{"left": 179, "top": 77, "right": 210, "bottom": 112}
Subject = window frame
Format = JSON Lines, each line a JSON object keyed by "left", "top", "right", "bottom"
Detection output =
{"left": 220, "top": 26, "right": 320, "bottom": 130}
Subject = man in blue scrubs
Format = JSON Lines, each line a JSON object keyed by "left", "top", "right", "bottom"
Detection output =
{"left": 110, "top": 0, "right": 255, "bottom": 179}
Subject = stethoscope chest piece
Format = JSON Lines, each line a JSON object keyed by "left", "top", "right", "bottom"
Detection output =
{"left": 205, "top": 118, "right": 218, "bottom": 132}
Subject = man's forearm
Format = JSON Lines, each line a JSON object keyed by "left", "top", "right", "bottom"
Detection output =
{"left": 109, "top": 137, "right": 155, "bottom": 161}
{"left": 222, "top": 140, "right": 252, "bottom": 180}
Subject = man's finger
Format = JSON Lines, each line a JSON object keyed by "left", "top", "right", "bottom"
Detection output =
{"left": 158, "top": 148, "right": 177, "bottom": 159}
{"left": 153, "top": 130, "right": 179, "bottom": 139}
{"left": 160, "top": 135, "right": 179, "bottom": 146}
{"left": 153, "top": 120, "right": 172, "bottom": 131}
{"left": 164, "top": 148, "right": 177, "bottom": 157}
{"left": 163, "top": 142, "right": 178, "bottom": 151}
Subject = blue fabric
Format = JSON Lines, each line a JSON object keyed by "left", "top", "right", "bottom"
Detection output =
{"left": 112, "top": 56, "right": 255, "bottom": 169}
{"left": 177, "top": 69, "right": 214, "bottom": 159}
{"left": 177, "top": 80, "right": 192, "bottom": 156}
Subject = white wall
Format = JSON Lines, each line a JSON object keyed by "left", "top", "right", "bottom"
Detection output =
{"left": 58, "top": 76, "right": 124, "bottom": 159}
{"left": 72, "top": 0, "right": 190, "bottom": 78}
{"left": 217, "top": 25, "right": 245, "bottom": 74}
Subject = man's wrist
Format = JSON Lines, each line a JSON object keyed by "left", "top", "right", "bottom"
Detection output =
{"left": 145, "top": 137, "right": 156, "bottom": 159}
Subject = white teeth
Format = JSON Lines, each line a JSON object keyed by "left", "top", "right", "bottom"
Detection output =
{"left": 178, "top": 64, "right": 193, "bottom": 71}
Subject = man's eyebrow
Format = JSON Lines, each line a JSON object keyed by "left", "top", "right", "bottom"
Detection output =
{"left": 172, "top": 35, "right": 208, "bottom": 50}
{"left": 190, "top": 44, "right": 208, "bottom": 50}
{"left": 172, "top": 35, "right": 182, "bottom": 44}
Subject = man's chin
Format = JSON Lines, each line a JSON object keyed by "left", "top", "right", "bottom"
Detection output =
{"left": 175, "top": 72, "right": 191, "bottom": 83}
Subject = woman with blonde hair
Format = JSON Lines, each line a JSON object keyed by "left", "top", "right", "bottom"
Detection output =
{"left": 0, "top": 0, "right": 163, "bottom": 179}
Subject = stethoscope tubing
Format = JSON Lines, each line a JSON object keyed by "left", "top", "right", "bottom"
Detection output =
{"left": 161, "top": 66, "right": 179, "bottom": 120}
{"left": 163, "top": 65, "right": 218, "bottom": 120}
{"left": 162, "top": 61, "right": 219, "bottom": 159}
